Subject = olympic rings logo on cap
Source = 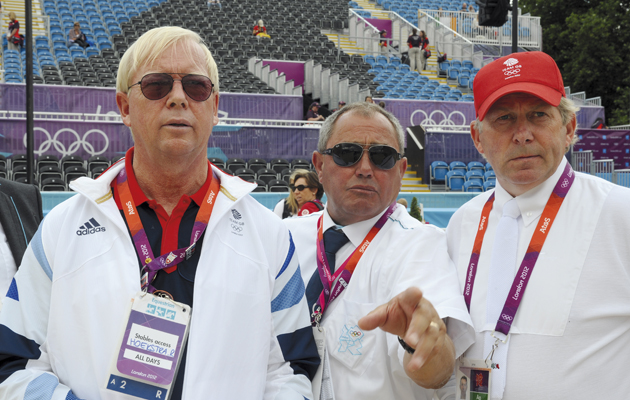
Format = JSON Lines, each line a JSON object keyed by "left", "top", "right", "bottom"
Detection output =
{"left": 504, "top": 69, "right": 520, "bottom": 76}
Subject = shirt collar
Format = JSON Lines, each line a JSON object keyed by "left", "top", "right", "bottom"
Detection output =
{"left": 120, "top": 147, "right": 212, "bottom": 208}
{"left": 494, "top": 157, "right": 568, "bottom": 227}
{"left": 321, "top": 206, "right": 389, "bottom": 248}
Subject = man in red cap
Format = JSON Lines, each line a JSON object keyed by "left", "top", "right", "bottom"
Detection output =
{"left": 445, "top": 51, "right": 630, "bottom": 399}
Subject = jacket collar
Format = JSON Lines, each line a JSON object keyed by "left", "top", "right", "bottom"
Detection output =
{"left": 69, "top": 157, "right": 257, "bottom": 229}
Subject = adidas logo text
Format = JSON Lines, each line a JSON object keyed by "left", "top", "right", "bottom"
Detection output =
{"left": 76, "top": 218, "right": 106, "bottom": 236}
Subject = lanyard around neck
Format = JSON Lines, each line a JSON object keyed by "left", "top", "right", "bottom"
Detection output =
{"left": 116, "top": 166, "right": 221, "bottom": 293}
{"left": 311, "top": 202, "right": 397, "bottom": 326}
{"left": 463, "top": 162, "right": 575, "bottom": 335}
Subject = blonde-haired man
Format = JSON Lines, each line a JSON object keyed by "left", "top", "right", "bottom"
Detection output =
{"left": 0, "top": 27, "right": 318, "bottom": 399}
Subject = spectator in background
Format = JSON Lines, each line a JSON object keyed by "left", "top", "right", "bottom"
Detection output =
{"left": 461, "top": 2, "right": 467, "bottom": 12}
{"left": 378, "top": 29, "right": 388, "bottom": 56}
{"left": 290, "top": 169, "right": 324, "bottom": 216}
{"left": 396, "top": 197, "right": 408, "bottom": 208}
{"left": 68, "top": 22, "right": 89, "bottom": 48}
{"left": 253, "top": 19, "right": 270, "bottom": 38}
{"left": 334, "top": 100, "right": 346, "bottom": 112}
{"left": 365, "top": 95, "right": 374, "bottom": 103}
{"left": 418, "top": 30, "right": 430, "bottom": 71}
{"left": 6, "top": 12, "right": 21, "bottom": 51}
{"left": 306, "top": 102, "right": 325, "bottom": 121}
{"left": 378, "top": 101, "right": 386, "bottom": 109}
{"left": 407, "top": 28, "right": 423, "bottom": 72}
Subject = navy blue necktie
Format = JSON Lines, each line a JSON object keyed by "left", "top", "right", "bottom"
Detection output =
{"left": 305, "top": 227, "right": 350, "bottom": 314}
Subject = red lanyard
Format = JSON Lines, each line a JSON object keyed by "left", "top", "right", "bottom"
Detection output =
{"left": 463, "top": 163, "right": 575, "bottom": 335}
{"left": 116, "top": 166, "right": 220, "bottom": 293}
{"left": 311, "top": 202, "right": 397, "bottom": 326}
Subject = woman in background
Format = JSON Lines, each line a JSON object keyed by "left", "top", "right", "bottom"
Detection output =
{"left": 6, "top": 12, "right": 21, "bottom": 51}
{"left": 290, "top": 169, "right": 324, "bottom": 216}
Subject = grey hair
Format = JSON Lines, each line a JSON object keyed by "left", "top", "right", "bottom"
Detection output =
{"left": 317, "top": 102, "right": 405, "bottom": 153}
{"left": 472, "top": 96, "right": 581, "bottom": 151}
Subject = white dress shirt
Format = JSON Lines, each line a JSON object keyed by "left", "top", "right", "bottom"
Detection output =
{"left": 446, "top": 157, "right": 630, "bottom": 399}
{"left": 285, "top": 205, "right": 474, "bottom": 400}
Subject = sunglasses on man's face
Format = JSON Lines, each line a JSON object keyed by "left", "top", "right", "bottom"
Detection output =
{"left": 322, "top": 143, "right": 403, "bottom": 170}
{"left": 290, "top": 184, "right": 312, "bottom": 192}
{"left": 128, "top": 73, "right": 214, "bottom": 102}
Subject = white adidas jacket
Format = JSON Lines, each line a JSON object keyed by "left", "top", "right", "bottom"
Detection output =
{"left": 0, "top": 161, "right": 315, "bottom": 400}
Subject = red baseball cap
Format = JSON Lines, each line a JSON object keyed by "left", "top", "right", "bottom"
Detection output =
{"left": 474, "top": 51, "right": 566, "bottom": 121}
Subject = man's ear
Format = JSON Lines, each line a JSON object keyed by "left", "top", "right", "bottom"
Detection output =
{"left": 212, "top": 92, "right": 220, "bottom": 126}
{"left": 116, "top": 91, "right": 132, "bottom": 128}
{"left": 470, "top": 121, "right": 484, "bottom": 155}
{"left": 312, "top": 150, "right": 324, "bottom": 183}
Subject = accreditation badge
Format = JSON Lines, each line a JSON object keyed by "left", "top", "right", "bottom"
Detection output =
{"left": 105, "top": 292, "right": 191, "bottom": 400}
{"left": 456, "top": 358, "right": 492, "bottom": 400}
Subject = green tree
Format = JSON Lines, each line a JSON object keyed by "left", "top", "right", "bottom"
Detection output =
{"left": 409, "top": 197, "right": 423, "bottom": 222}
{"left": 519, "top": 0, "right": 630, "bottom": 125}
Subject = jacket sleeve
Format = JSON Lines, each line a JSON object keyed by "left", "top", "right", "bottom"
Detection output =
{"left": 0, "top": 225, "right": 83, "bottom": 400}
{"left": 265, "top": 230, "right": 320, "bottom": 400}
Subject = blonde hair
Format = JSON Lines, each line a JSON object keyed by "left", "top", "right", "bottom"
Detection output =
{"left": 116, "top": 26, "right": 220, "bottom": 94}
{"left": 8, "top": 12, "right": 17, "bottom": 20}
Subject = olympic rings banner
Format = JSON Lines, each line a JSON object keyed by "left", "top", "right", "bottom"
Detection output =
{"left": 0, "top": 83, "right": 304, "bottom": 120}
{"left": 0, "top": 119, "right": 321, "bottom": 161}
{"left": 377, "top": 99, "right": 606, "bottom": 132}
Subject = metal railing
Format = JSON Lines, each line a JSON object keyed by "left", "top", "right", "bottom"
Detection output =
{"left": 609, "top": 124, "right": 630, "bottom": 130}
{"left": 414, "top": 11, "right": 479, "bottom": 68}
{"left": 421, "top": 10, "right": 541, "bottom": 49}
{"left": 570, "top": 150, "right": 593, "bottom": 174}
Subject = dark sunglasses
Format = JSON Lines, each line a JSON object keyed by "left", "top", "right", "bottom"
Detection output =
{"left": 322, "top": 143, "right": 403, "bottom": 170}
{"left": 128, "top": 73, "right": 214, "bottom": 102}
{"left": 290, "top": 184, "right": 313, "bottom": 192}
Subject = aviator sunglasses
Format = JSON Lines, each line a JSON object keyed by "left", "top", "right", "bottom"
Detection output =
{"left": 128, "top": 73, "right": 215, "bottom": 102}
{"left": 322, "top": 143, "right": 403, "bottom": 170}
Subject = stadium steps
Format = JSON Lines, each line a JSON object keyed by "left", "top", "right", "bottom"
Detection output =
{"left": 323, "top": 33, "right": 364, "bottom": 55}
{"left": 353, "top": 0, "right": 390, "bottom": 19}
{"left": 401, "top": 169, "right": 430, "bottom": 192}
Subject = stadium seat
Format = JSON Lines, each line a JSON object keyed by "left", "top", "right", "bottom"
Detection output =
{"left": 270, "top": 158, "right": 291, "bottom": 174}
{"left": 226, "top": 158, "right": 247, "bottom": 174}
{"left": 247, "top": 158, "right": 268, "bottom": 173}
{"left": 64, "top": 166, "right": 88, "bottom": 184}
{"left": 485, "top": 162, "right": 493, "bottom": 171}
{"left": 41, "top": 177, "right": 67, "bottom": 191}
{"left": 464, "top": 180, "right": 483, "bottom": 192}
{"left": 484, "top": 170, "right": 496, "bottom": 181}
{"left": 465, "top": 170, "right": 484, "bottom": 185}
{"left": 235, "top": 168, "right": 256, "bottom": 181}
{"left": 467, "top": 161, "right": 485, "bottom": 172}
{"left": 449, "top": 161, "right": 467, "bottom": 172}
{"left": 268, "top": 179, "right": 290, "bottom": 192}
{"left": 446, "top": 170, "right": 465, "bottom": 191}
{"left": 483, "top": 180, "right": 496, "bottom": 191}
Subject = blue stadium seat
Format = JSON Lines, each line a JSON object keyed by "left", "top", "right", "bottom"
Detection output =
{"left": 468, "top": 161, "right": 485, "bottom": 172}
{"left": 446, "top": 170, "right": 465, "bottom": 191}
{"left": 485, "top": 162, "right": 493, "bottom": 171}
{"left": 483, "top": 180, "right": 496, "bottom": 191}
{"left": 464, "top": 180, "right": 483, "bottom": 192}
{"left": 465, "top": 170, "right": 484, "bottom": 185}
{"left": 430, "top": 160, "right": 448, "bottom": 177}
{"left": 484, "top": 170, "right": 496, "bottom": 181}
{"left": 449, "top": 161, "right": 467, "bottom": 172}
